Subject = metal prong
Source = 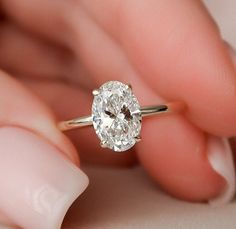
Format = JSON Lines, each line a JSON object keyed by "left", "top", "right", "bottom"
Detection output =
{"left": 135, "top": 135, "right": 141, "bottom": 142}
{"left": 100, "top": 141, "right": 108, "bottom": 148}
{"left": 92, "top": 89, "right": 99, "bottom": 96}
{"left": 128, "top": 84, "right": 132, "bottom": 90}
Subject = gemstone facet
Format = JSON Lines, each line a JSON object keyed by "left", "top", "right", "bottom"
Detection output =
{"left": 92, "top": 81, "right": 142, "bottom": 152}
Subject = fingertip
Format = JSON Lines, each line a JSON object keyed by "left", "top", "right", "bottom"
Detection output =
{"left": 136, "top": 115, "right": 229, "bottom": 202}
{"left": 208, "top": 137, "right": 236, "bottom": 205}
{"left": 0, "top": 127, "right": 89, "bottom": 229}
{"left": 0, "top": 70, "right": 80, "bottom": 165}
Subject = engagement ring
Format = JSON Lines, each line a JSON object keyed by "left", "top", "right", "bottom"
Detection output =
{"left": 59, "top": 81, "right": 185, "bottom": 152}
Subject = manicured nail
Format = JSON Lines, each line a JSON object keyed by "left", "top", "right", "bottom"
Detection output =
{"left": 0, "top": 127, "right": 89, "bottom": 229}
{"left": 207, "top": 136, "right": 235, "bottom": 205}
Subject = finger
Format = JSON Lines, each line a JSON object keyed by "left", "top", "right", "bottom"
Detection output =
{"left": 11, "top": 0, "right": 235, "bottom": 136}
{"left": 80, "top": 0, "right": 236, "bottom": 137}
{"left": 138, "top": 117, "right": 235, "bottom": 203}
{"left": 0, "top": 71, "right": 88, "bottom": 229}
{"left": 0, "top": 22, "right": 79, "bottom": 81}
{"left": 0, "top": 21, "right": 137, "bottom": 167}
{"left": 0, "top": 21, "right": 94, "bottom": 90}
{"left": 61, "top": 9, "right": 234, "bottom": 202}
{"left": 23, "top": 79, "right": 137, "bottom": 167}
{"left": 0, "top": 212, "right": 15, "bottom": 228}
{"left": 5, "top": 0, "right": 235, "bottom": 202}
{"left": 1, "top": 0, "right": 70, "bottom": 43}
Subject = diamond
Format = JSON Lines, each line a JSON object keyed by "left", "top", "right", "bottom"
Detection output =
{"left": 92, "top": 81, "right": 142, "bottom": 152}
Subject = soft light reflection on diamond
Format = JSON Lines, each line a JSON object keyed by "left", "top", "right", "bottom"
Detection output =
{"left": 92, "top": 81, "right": 142, "bottom": 152}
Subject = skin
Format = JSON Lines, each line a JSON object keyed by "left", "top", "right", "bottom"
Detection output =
{"left": 0, "top": 0, "right": 236, "bottom": 226}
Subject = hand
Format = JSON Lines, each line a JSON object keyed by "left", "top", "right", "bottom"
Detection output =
{"left": 0, "top": 0, "right": 235, "bottom": 228}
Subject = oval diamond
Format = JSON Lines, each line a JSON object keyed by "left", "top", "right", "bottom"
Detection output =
{"left": 92, "top": 81, "right": 142, "bottom": 152}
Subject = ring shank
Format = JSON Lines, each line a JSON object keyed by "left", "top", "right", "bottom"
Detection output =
{"left": 58, "top": 101, "right": 185, "bottom": 131}
{"left": 141, "top": 101, "right": 185, "bottom": 117}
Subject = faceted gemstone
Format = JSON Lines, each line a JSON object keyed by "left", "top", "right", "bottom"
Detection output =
{"left": 92, "top": 81, "right": 142, "bottom": 152}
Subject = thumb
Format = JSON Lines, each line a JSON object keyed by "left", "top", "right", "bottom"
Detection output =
{"left": 0, "top": 71, "right": 88, "bottom": 229}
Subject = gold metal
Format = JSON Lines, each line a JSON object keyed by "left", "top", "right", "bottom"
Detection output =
{"left": 58, "top": 115, "right": 92, "bottom": 131}
{"left": 135, "top": 136, "right": 142, "bottom": 142}
{"left": 141, "top": 101, "right": 185, "bottom": 117}
{"left": 92, "top": 89, "right": 99, "bottom": 96}
{"left": 100, "top": 141, "right": 107, "bottom": 148}
{"left": 58, "top": 101, "right": 185, "bottom": 132}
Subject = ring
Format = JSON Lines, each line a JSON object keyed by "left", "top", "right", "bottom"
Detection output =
{"left": 58, "top": 81, "right": 185, "bottom": 152}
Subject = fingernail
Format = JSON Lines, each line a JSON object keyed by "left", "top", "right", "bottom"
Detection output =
{"left": 207, "top": 136, "right": 235, "bottom": 205}
{"left": 0, "top": 127, "right": 89, "bottom": 229}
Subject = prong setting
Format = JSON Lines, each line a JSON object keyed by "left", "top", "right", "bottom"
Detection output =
{"left": 100, "top": 141, "right": 108, "bottom": 148}
{"left": 128, "top": 84, "right": 132, "bottom": 90}
{"left": 92, "top": 89, "right": 100, "bottom": 96}
{"left": 135, "top": 135, "right": 141, "bottom": 142}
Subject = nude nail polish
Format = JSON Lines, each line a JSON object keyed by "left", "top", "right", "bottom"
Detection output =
{"left": 0, "top": 127, "right": 88, "bottom": 229}
{"left": 207, "top": 136, "right": 235, "bottom": 205}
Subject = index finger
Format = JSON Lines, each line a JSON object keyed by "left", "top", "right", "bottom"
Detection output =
{"left": 81, "top": 0, "right": 236, "bottom": 137}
